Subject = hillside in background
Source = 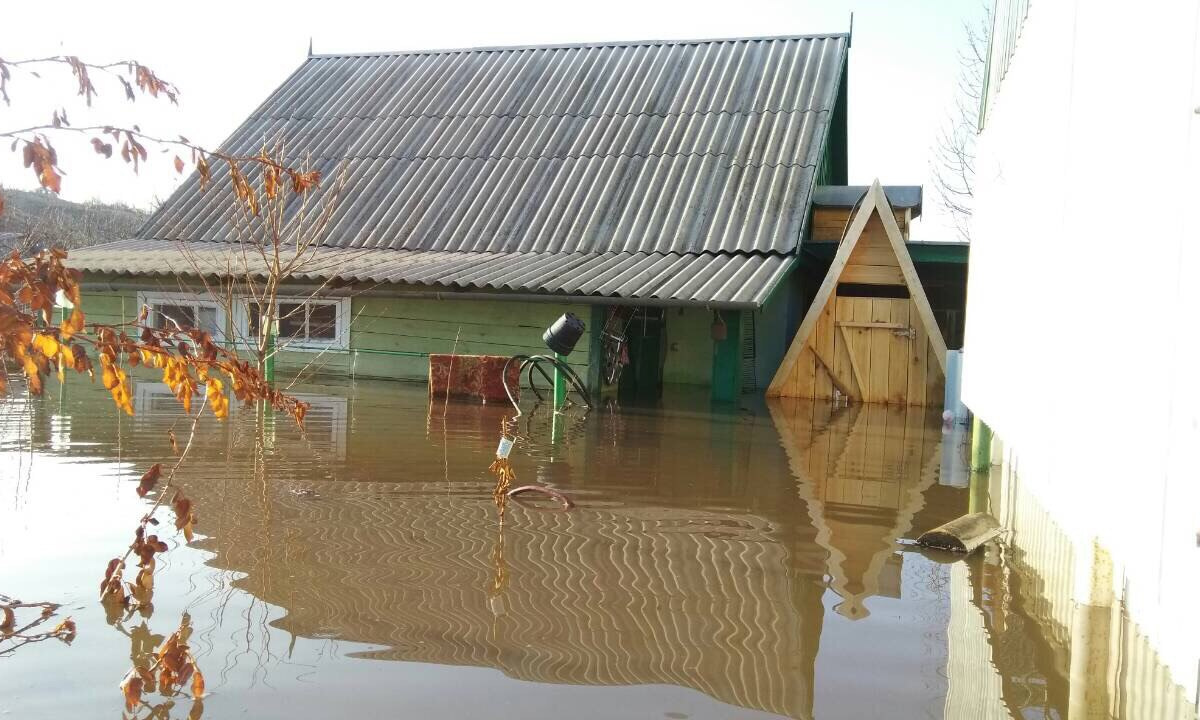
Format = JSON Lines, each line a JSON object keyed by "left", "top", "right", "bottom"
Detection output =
{"left": 0, "top": 188, "right": 148, "bottom": 255}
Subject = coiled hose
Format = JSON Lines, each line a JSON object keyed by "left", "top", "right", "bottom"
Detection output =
{"left": 501, "top": 354, "right": 591, "bottom": 416}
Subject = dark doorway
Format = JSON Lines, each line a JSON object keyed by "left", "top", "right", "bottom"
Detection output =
{"left": 618, "top": 308, "right": 667, "bottom": 402}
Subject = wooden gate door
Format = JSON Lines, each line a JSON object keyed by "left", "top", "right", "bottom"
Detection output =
{"left": 833, "top": 295, "right": 918, "bottom": 405}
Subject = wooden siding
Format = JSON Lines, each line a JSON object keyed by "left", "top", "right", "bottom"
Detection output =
{"left": 662, "top": 307, "right": 714, "bottom": 386}
{"left": 811, "top": 206, "right": 911, "bottom": 242}
{"left": 76, "top": 288, "right": 595, "bottom": 383}
{"left": 348, "top": 296, "right": 592, "bottom": 382}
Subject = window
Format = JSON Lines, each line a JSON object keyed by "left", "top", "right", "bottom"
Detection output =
{"left": 137, "top": 292, "right": 225, "bottom": 341}
{"left": 242, "top": 297, "right": 349, "bottom": 351}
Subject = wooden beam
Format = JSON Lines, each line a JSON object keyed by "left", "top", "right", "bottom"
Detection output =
{"left": 836, "top": 321, "right": 908, "bottom": 330}
{"left": 810, "top": 344, "right": 855, "bottom": 398}
{"left": 869, "top": 181, "right": 948, "bottom": 373}
{"left": 837, "top": 324, "right": 868, "bottom": 398}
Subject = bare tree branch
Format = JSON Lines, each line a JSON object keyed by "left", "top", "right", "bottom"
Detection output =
{"left": 930, "top": 2, "right": 991, "bottom": 242}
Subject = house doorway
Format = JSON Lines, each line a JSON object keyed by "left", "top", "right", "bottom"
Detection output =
{"left": 615, "top": 307, "right": 666, "bottom": 401}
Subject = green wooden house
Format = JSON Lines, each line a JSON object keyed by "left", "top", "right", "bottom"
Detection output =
{"left": 69, "top": 33, "right": 862, "bottom": 402}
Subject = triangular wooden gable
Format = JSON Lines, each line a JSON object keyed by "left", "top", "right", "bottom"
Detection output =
{"left": 767, "top": 180, "right": 947, "bottom": 404}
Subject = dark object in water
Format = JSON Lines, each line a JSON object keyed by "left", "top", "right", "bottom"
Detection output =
{"left": 507, "top": 485, "right": 574, "bottom": 511}
{"left": 543, "top": 313, "right": 586, "bottom": 356}
{"left": 917, "top": 512, "right": 1001, "bottom": 553}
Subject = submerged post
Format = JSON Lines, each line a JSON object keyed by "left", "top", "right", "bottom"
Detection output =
{"left": 970, "top": 416, "right": 992, "bottom": 472}
{"left": 553, "top": 352, "right": 567, "bottom": 409}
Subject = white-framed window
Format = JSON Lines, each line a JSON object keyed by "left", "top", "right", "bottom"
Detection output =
{"left": 136, "top": 291, "right": 227, "bottom": 342}
{"left": 234, "top": 297, "right": 350, "bottom": 352}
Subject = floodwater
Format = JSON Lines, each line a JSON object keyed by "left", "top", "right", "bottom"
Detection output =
{"left": 0, "top": 377, "right": 1194, "bottom": 719}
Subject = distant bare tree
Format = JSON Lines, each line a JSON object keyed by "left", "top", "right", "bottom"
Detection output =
{"left": 931, "top": 3, "right": 991, "bottom": 242}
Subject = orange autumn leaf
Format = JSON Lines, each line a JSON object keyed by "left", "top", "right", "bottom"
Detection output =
{"left": 60, "top": 307, "right": 84, "bottom": 338}
{"left": 191, "top": 667, "right": 205, "bottom": 698}
{"left": 52, "top": 617, "right": 76, "bottom": 641}
{"left": 101, "top": 557, "right": 127, "bottom": 603}
{"left": 172, "top": 491, "right": 196, "bottom": 542}
{"left": 136, "top": 463, "right": 162, "bottom": 498}
{"left": 205, "top": 377, "right": 228, "bottom": 419}
{"left": 31, "top": 332, "right": 59, "bottom": 358}
{"left": 120, "top": 668, "right": 144, "bottom": 711}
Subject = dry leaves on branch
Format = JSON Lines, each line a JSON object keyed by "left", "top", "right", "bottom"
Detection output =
{"left": 136, "top": 463, "right": 162, "bottom": 498}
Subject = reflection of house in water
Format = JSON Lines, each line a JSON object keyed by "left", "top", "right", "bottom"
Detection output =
{"left": 945, "top": 462, "right": 1198, "bottom": 720}
{"left": 178, "top": 393, "right": 836, "bottom": 720}
{"left": 769, "top": 399, "right": 945, "bottom": 619}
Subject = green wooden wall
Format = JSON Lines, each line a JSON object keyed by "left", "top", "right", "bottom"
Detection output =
{"left": 347, "top": 296, "right": 592, "bottom": 382}
{"left": 75, "top": 285, "right": 741, "bottom": 392}
{"left": 76, "top": 287, "right": 594, "bottom": 384}
{"left": 661, "top": 307, "right": 714, "bottom": 386}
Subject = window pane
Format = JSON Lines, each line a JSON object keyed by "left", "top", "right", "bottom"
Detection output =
{"left": 197, "top": 307, "right": 219, "bottom": 337}
{"left": 155, "top": 304, "right": 196, "bottom": 330}
{"left": 278, "top": 303, "right": 305, "bottom": 339}
{"left": 247, "top": 302, "right": 261, "bottom": 340}
{"left": 308, "top": 303, "right": 337, "bottom": 340}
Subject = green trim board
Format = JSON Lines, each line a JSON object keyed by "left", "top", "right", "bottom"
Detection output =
{"left": 711, "top": 310, "right": 742, "bottom": 403}
{"left": 802, "top": 241, "right": 969, "bottom": 265}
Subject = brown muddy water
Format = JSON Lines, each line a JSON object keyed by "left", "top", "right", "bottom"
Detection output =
{"left": 0, "top": 378, "right": 1193, "bottom": 719}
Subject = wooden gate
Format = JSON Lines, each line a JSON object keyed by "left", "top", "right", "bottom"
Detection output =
{"left": 768, "top": 181, "right": 946, "bottom": 405}
{"left": 833, "top": 295, "right": 917, "bottom": 404}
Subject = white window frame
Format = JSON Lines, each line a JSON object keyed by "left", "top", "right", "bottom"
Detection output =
{"left": 133, "top": 382, "right": 348, "bottom": 459}
{"left": 136, "top": 291, "right": 228, "bottom": 343}
{"left": 233, "top": 296, "right": 350, "bottom": 353}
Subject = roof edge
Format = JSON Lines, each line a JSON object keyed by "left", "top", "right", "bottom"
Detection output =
{"left": 308, "top": 32, "right": 850, "bottom": 60}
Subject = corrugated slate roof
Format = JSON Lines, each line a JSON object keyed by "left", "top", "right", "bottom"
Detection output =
{"left": 119, "top": 34, "right": 847, "bottom": 306}
{"left": 68, "top": 239, "right": 794, "bottom": 308}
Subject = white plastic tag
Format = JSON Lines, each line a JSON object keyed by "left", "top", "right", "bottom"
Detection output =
{"left": 496, "top": 436, "right": 514, "bottom": 459}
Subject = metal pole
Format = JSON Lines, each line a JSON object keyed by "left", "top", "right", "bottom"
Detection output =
{"left": 551, "top": 352, "right": 567, "bottom": 444}
{"left": 553, "top": 352, "right": 567, "bottom": 409}
{"left": 264, "top": 317, "right": 276, "bottom": 385}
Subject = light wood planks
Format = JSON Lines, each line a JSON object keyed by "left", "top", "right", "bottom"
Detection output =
{"left": 887, "top": 301, "right": 911, "bottom": 405}
{"left": 811, "top": 208, "right": 911, "bottom": 242}
{"left": 768, "top": 180, "right": 947, "bottom": 405}
{"left": 840, "top": 264, "right": 905, "bottom": 285}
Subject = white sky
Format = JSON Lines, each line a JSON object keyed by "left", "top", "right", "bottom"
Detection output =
{"left": 0, "top": 0, "right": 982, "bottom": 241}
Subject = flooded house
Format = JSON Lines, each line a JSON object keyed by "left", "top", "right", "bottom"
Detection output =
{"left": 961, "top": 1, "right": 1200, "bottom": 716}
{"left": 65, "top": 33, "right": 966, "bottom": 402}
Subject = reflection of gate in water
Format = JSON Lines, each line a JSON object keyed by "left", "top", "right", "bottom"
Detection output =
{"left": 770, "top": 398, "right": 943, "bottom": 619}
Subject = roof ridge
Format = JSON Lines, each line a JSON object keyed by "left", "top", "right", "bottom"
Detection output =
{"left": 249, "top": 107, "right": 832, "bottom": 123}
{"left": 252, "top": 151, "right": 824, "bottom": 170}
{"left": 308, "top": 32, "right": 849, "bottom": 60}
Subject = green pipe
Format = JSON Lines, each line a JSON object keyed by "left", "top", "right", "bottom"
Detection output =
{"left": 263, "top": 320, "right": 276, "bottom": 384}
{"left": 970, "top": 416, "right": 993, "bottom": 473}
{"left": 553, "top": 351, "right": 567, "bottom": 409}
